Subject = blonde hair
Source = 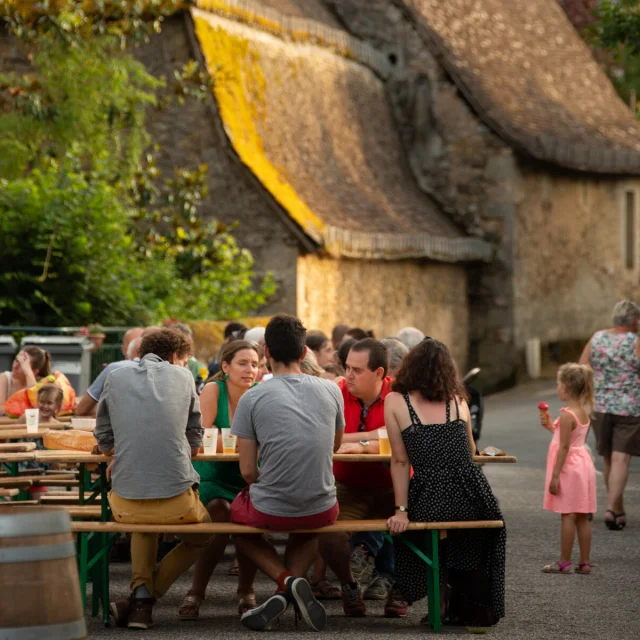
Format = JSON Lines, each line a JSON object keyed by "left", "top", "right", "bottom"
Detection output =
{"left": 301, "top": 349, "right": 324, "bottom": 377}
{"left": 558, "top": 363, "right": 594, "bottom": 414}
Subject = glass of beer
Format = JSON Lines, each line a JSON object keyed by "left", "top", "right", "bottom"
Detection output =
{"left": 221, "top": 428, "right": 237, "bottom": 454}
{"left": 378, "top": 427, "right": 391, "bottom": 456}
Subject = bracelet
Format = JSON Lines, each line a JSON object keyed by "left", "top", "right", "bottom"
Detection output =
{"left": 395, "top": 505, "right": 408, "bottom": 512}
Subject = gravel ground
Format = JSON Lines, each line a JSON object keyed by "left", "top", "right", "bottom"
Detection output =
{"left": 85, "top": 383, "right": 640, "bottom": 639}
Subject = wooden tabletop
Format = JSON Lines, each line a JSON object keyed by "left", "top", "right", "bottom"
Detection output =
{"left": 11, "top": 451, "right": 517, "bottom": 464}
{"left": 0, "top": 443, "right": 37, "bottom": 452}
{"left": 0, "top": 416, "right": 71, "bottom": 426}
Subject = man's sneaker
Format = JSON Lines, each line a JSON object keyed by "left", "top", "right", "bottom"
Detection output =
{"left": 350, "top": 544, "right": 373, "bottom": 582}
{"left": 384, "top": 587, "right": 408, "bottom": 618}
{"left": 341, "top": 582, "right": 366, "bottom": 617}
{"left": 127, "top": 599, "right": 154, "bottom": 630}
{"left": 285, "top": 577, "right": 327, "bottom": 632}
{"left": 364, "top": 575, "right": 393, "bottom": 600}
{"left": 109, "top": 598, "right": 132, "bottom": 628}
{"left": 240, "top": 594, "right": 289, "bottom": 631}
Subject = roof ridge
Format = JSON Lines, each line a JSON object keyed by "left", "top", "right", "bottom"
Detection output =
{"left": 190, "top": 8, "right": 491, "bottom": 263}
{"left": 195, "top": 0, "right": 391, "bottom": 79}
{"left": 400, "top": 0, "right": 640, "bottom": 175}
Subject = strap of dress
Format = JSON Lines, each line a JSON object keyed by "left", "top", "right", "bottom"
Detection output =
{"left": 560, "top": 406, "right": 589, "bottom": 428}
{"left": 453, "top": 396, "right": 459, "bottom": 421}
{"left": 445, "top": 398, "right": 451, "bottom": 424}
{"left": 402, "top": 393, "right": 421, "bottom": 426}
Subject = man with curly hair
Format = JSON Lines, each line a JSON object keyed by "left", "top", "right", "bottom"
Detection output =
{"left": 95, "top": 327, "right": 210, "bottom": 630}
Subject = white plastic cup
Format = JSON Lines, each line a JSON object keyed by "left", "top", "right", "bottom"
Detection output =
{"left": 25, "top": 408, "right": 39, "bottom": 434}
{"left": 221, "top": 428, "right": 237, "bottom": 454}
{"left": 203, "top": 428, "right": 217, "bottom": 452}
{"left": 378, "top": 427, "right": 391, "bottom": 456}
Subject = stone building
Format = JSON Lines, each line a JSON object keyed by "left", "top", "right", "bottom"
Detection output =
{"left": 4, "top": 0, "right": 640, "bottom": 389}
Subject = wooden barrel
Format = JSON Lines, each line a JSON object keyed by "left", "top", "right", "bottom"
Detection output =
{"left": 0, "top": 506, "right": 86, "bottom": 639}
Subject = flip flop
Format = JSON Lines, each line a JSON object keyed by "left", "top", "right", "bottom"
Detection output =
{"left": 605, "top": 510, "right": 626, "bottom": 531}
{"left": 542, "top": 561, "right": 571, "bottom": 574}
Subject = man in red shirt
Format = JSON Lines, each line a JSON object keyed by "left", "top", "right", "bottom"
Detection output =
{"left": 319, "top": 339, "right": 407, "bottom": 618}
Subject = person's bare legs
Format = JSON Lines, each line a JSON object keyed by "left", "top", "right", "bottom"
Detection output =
{"left": 607, "top": 452, "right": 631, "bottom": 522}
{"left": 284, "top": 533, "right": 319, "bottom": 577}
{"left": 311, "top": 555, "right": 327, "bottom": 583}
{"left": 575, "top": 514, "right": 591, "bottom": 571}
{"left": 185, "top": 499, "right": 232, "bottom": 600}
{"left": 234, "top": 535, "right": 287, "bottom": 583}
{"left": 318, "top": 532, "right": 355, "bottom": 585}
{"left": 560, "top": 513, "right": 576, "bottom": 566}
{"left": 602, "top": 455, "right": 612, "bottom": 492}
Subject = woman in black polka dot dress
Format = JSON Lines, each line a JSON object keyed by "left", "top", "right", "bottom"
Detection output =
{"left": 385, "top": 338, "right": 506, "bottom": 626}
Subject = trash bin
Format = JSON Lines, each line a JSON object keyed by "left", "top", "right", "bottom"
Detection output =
{"left": 0, "top": 336, "right": 17, "bottom": 373}
{"left": 20, "top": 336, "right": 93, "bottom": 395}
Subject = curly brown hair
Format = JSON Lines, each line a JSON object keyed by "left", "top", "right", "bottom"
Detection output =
{"left": 139, "top": 328, "right": 193, "bottom": 362}
{"left": 392, "top": 338, "right": 468, "bottom": 402}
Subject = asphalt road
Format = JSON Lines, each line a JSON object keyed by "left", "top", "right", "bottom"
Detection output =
{"left": 85, "top": 383, "right": 640, "bottom": 638}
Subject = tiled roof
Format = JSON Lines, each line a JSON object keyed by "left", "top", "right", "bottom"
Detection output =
{"left": 402, "top": 0, "right": 640, "bottom": 174}
{"left": 190, "top": 6, "right": 491, "bottom": 261}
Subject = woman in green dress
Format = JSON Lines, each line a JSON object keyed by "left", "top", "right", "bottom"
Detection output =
{"left": 179, "top": 340, "right": 260, "bottom": 620}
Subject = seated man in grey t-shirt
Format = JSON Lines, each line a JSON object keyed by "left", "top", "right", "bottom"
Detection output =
{"left": 231, "top": 313, "right": 344, "bottom": 633}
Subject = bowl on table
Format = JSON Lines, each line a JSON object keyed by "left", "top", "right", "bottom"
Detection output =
{"left": 70, "top": 418, "right": 96, "bottom": 431}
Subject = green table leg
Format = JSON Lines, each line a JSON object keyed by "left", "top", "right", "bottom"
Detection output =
{"left": 100, "top": 463, "right": 111, "bottom": 625}
{"left": 430, "top": 530, "right": 441, "bottom": 632}
{"left": 79, "top": 531, "right": 89, "bottom": 613}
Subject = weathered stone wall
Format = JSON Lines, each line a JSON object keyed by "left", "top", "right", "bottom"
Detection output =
{"left": 297, "top": 254, "right": 470, "bottom": 370}
{"left": 131, "top": 14, "right": 302, "bottom": 316}
{"left": 513, "top": 163, "right": 640, "bottom": 348}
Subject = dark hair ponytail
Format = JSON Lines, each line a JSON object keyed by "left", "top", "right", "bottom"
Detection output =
{"left": 23, "top": 346, "right": 52, "bottom": 378}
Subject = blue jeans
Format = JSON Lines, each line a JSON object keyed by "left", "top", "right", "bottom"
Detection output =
{"left": 351, "top": 532, "right": 395, "bottom": 581}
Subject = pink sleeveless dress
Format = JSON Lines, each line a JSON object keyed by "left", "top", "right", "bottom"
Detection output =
{"left": 543, "top": 408, "right": 597, "bottom": 514}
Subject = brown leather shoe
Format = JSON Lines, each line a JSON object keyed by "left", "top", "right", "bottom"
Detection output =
{"left": 128, "top": 599, "right": 154, "bottom": 630}
{"left": 109, "top": 599, "right": 132, "bottom": 628}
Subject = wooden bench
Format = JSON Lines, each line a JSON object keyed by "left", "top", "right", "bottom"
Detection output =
{"left": 71, "top": 519, "right": 504, "bottom": 632}
{"left": 0, "top": 488, "right": 19, "bottom": 498}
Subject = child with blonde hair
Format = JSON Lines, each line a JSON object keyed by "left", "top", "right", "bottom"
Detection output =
{"left": 540, "top": 363, "right": 597, "bottom": 574}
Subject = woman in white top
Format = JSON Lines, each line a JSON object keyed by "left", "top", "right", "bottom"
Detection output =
{"left": 0, "top": 346, "right": 51, "bottom": 415}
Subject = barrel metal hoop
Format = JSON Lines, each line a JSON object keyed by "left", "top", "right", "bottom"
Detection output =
{"left": 0, "top": 619, "right": 87, "bottom": 640}
{"left": 0, "top": 510, "right": 71, "bottom": 537}
{"left": 0, "top": 541, "right": 76, "bottom": 564}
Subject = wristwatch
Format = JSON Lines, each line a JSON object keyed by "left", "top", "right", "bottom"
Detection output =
{"left": 395, "top": 505, "right": 408, "bottom": 512}
{"left": 359, "top": 440, "right": 370, "bottom": 453}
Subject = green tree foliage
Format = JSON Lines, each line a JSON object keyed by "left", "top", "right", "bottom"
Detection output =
{"left": 591, "top": 0, "right": 640, "bottom": 113}
{"left": 0, "top": 1, "right": 275, "bottom": 326}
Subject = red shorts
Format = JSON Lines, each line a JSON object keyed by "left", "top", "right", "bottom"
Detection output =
{"left": 231, "top": 486, "right": 339, "bottom": 531}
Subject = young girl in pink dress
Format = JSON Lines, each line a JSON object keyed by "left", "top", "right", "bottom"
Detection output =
{"left": 540, "top": 363, "right": 597, "bottom": 574}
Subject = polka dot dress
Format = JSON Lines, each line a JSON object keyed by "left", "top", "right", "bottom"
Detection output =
{"left": 394, "top": 394, "right": 506, "bottom": 625}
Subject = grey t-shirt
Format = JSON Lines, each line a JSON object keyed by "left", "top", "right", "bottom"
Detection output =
{"left": 231, "top": 374, "right": 345, "bottom": 517}
{"left": 95, "top": 353, "right": 203, "bottom": 500}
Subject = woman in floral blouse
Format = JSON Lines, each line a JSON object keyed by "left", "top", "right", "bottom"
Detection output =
{"left": 580, "top": 300, "right": 640, "bottom": 530}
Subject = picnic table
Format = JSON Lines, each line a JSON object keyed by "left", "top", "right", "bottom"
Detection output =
{"left": 0, "top": 449, "right": 515, "bottom": 630}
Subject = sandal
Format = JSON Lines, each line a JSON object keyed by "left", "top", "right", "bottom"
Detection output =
{"left": 574, "top": 563, "right": 592, "bottom": 575}
{"left": 605, "top": 510, "right": 626, "bottom": 531}
{"left": 237, "top": 590, "right": 256, "bottom": 615}
{"left": 542, "top": 561, "right": 571, "bottom": 574}
{"left": 310, "top": 578, "right": 341, "bottom": 600}
{"left": 178, "top": 593, "right": 204, "bottom": 621}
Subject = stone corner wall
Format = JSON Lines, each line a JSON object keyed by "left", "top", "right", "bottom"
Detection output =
{"left": 513, "top": 161, "right": 640, "bottom": 351}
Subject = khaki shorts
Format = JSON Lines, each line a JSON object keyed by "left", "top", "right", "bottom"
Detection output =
{"left": 592, "top": 412, "right": 640, "bottom": 457}
{"left": 336, "top": 481, "right": 395, "bottom": 521}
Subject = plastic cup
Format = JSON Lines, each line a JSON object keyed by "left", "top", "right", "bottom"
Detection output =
{"left": 221, "top": 428, "right": 237, "bottom": 454}
{"left": 378, "top": 427, "right": 391, "bottom": 456}
{"left": 203, "top": 428, "right": 217, "bottom": 453}
{"left": 25, "top": 408, "right": 39, "bottom": 434}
